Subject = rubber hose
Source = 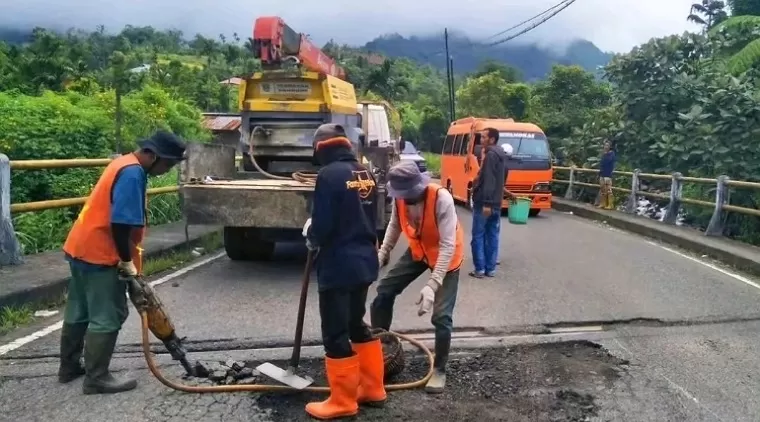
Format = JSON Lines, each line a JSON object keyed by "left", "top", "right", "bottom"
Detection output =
{"left": 141, "top": 311, "right": 435, "bottom": 393}
{"left": 247, "top": 126, "right": 318, "bottom": 186}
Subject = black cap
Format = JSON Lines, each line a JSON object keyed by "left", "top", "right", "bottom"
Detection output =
{"left": 137, "top": 130, "right": 186, "bottom": 161}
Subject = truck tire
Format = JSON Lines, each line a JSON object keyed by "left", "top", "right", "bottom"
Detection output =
{"left": 223, "top": 227, "right": 275, "bottom": 261}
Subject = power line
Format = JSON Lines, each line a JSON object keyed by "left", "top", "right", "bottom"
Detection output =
{"left": 484, "top": 0, "right": 572, "bottom": 41}
{"left": 419, "top": 0, "right": 578, "bottom": 60}
{"left": 484, "top": 0, "right": 577, "bottom": 47}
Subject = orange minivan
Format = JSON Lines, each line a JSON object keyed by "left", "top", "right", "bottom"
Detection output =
{"left": 440, "top": 117, "right": 553, "bottom": 216}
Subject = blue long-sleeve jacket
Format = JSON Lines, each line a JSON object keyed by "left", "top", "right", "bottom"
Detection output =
{"left": 600, "top": 151, "right": 616, "bottom": 177}
{"left": 307, "top": 145, "right": 379, "bottom": 291}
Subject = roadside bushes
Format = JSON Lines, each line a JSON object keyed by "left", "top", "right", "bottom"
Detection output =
{"left": 0, "top": 85, "right": 210, "bottom": 253}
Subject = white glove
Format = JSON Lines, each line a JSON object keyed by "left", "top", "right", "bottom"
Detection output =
{"left": 302, "top": 218, "right": 312, "bottom": 238}
{"left": 378, "top": 251, "right": 389, "bottom": 268}
{"left": 117, "top": 260, "right": 138, "bottom": 277}
{"left": 305, "top": 238, "right": 318, "bottom": 251}
{"left": 416, "top": 282, "right": 437, "bottom": 317}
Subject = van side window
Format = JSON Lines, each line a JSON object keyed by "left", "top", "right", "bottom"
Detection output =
{"left": 442, "top": 134, "right": 456, "bottom": 154}
{"left": 473, "top": 133, "right": 481, "bottom": 146}
{"left": 459, "top": 134, "right": 470, "bottom": 155}
{"left": 452, "top": 134, "right": 463, "bottom": 155}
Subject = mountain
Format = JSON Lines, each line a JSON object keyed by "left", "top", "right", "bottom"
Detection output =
{"left": 361, "top": 33, "right": 613, "bottom": 81}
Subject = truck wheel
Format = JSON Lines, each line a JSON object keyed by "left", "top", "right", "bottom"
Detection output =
{"left": 223, "top": 227, "right": 275, "bottom": 261}
{"left": 529, "top": 209, "right": 541, "bottom": 217}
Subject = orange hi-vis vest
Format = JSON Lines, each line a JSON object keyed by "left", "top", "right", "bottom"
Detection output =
{"left": 63, "top": 154, "right": 147, "bottom": 274}
{"left": 396, "top": 183, "right": 464, "bottom": 271}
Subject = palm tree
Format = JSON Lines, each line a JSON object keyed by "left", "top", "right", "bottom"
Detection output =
{"left": 688, "top": 0, "right": 729, "bottom": 32}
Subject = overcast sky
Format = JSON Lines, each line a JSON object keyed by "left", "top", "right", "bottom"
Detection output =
{"left": 1, "top": 0, "right": 702, "bottom": 53}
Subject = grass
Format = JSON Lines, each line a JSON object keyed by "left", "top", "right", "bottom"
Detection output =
{"left": 0, "top": 231, "right": 223, "bottom": 336}
{"left": 156, "top": 54, "right": 207, "bottom": 70}
{"left": 422, "top": 152, "right": 441, "bottom": 176}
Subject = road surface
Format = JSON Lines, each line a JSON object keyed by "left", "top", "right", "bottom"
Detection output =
{"left": 2, "top": 208, "right": 760, "bottom": 421}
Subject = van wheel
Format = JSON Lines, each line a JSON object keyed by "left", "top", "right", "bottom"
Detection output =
{"left": 446, "top": 180, "right": 452, "bottom": 195}
{"left": 467, "top": 188, "right": 474, "bottom": 210}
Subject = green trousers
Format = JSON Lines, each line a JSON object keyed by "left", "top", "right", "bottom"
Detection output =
{"left": 63, "top": 263, "right": 129, "bottom": 333}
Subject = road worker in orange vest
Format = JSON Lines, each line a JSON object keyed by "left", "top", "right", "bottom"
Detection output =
{"left": 371, "top": 160, "right": 465, "bottom": 393}
{"left": 59, "top": 131, "right": 186, "bottom": 395}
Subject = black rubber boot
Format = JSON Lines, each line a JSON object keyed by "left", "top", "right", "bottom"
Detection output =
{"left": 58, "top": 322, "right": 88, "bottom": 383}
{"left": 82, "top": 331, "right": 137, "bottom": 395}
{"left": 426, "top": 333, "right": 451, "bottom": 394}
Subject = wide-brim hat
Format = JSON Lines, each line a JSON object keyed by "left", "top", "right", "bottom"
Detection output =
{"left": 387, "top": 160, "right": 430, "bottom": 199}
{"left": 137, "top": 130, "right": 187, "bottom": 161}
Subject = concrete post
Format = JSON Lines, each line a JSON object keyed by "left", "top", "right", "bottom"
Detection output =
{"left": 705, "top": 175, "right": 729, "bottom": 236}
{"left": 0, "top": 154, "right": 23, "bottom": 266}
{"left": 663, "top": 172, "right": 683, "bottom": 225}
{"left": 564, "top": 166, "right": 575, "bottom": 200}
{"left": 624, "top": 169, "right": 640, "bottom": 214}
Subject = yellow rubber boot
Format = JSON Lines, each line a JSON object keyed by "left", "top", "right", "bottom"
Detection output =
{"left": 605, "top": 193, "right": 615, "bottom": 210}
{"left": 352, "top": 339, "right": 387, "bottom": 406}
{"left": 305, "top": 355, "right": 360, "bottom": 420}
{"left": 597, "top": 192, "right": 607, "bottom": 208}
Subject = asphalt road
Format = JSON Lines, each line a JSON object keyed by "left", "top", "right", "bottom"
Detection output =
{"left": 2, "top": 207, "right": 760, "bottom": 421}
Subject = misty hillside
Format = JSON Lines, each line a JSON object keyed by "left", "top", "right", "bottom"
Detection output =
{"left": 362, "top": 33, "right": 612, "bottom": 80}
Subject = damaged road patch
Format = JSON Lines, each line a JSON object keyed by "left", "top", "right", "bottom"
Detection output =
{"left": 254, "top": 340, "right": 629, "bottom": 421}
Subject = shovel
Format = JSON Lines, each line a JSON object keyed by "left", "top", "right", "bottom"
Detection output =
{"left": 256, "top": 249, "right": 315, "bottom": 389}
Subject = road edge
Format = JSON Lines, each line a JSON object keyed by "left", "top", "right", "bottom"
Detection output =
{"left": 0, "top": 226, "right": 223, "bottom": 309}
{"left": 551, "top": 198, "right": 760, "bottom": 277}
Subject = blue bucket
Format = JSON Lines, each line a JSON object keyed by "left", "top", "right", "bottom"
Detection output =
{"left": 508, "top": 197, "right": 532, "bottom": 224}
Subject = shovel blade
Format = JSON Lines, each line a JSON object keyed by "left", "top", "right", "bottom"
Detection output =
{"left": 256, "top": 362, "right": 314, "bottom": 390}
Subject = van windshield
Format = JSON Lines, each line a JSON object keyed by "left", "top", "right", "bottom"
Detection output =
{"left": 498, "top": 132, "right": 550, "bottom": 160}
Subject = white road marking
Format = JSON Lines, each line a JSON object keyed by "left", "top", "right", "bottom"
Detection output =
{"left": 0, "top": 252, "right": 225, "bottom": 356}
{"left": 648, "top": 241, "right": 760, "bottom": 291}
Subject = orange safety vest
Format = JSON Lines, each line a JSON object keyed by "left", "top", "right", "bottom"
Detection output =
{"left": 396, "top": 183, "right": 464, "bottom": 271}
{"left": 63, "top": 154, "right": 147, "bottom": 274}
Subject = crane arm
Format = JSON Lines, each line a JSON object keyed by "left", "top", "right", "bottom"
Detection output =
{"left": 252, "top": 16, "right": 346, "bottom": 79}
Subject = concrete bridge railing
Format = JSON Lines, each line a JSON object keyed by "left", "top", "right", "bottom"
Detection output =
{"left": 552, "top": 166, "right": 760, "bottom": 237}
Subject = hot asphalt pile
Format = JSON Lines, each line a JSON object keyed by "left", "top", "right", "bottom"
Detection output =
{"left": 184, "top": 340, "right": 630, "bottom": 421}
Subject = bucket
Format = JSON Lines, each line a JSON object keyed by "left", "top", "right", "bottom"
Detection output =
{"left": 508, "top": 196, "right": 532, "bottom": 224}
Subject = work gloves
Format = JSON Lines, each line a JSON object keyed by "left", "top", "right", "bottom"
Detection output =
{"left": 117, "top": 260, "right": 138, "bottom": 277}
{"left": 416, "top": 280, "right": 438, "bottom": 317}
{"left": 302, "top": 218, "right": 317, "bottom": 251}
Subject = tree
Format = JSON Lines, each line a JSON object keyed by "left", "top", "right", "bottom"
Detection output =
{"left": 472, "top": 60, "right": 522, "bottom": 83}
{"left": 456, "top": 72, "right": 512, "bottom": 117}
{"left": 418, "top": 106, "right": 447, "bottom": 152}
{"left": 728, "top": 0, "right": 760, "bottom": 15}
{"left": 365, "top": 59, "right": 409, "bottom": 101}
{"left": 688, "top": 0, "right": 729, "bottom": 31}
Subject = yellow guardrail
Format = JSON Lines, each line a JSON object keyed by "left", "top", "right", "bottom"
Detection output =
{"left": 5, "top": 157, "right": 181, "bottom": 214}
{"left": 551, "top": 165, "right": 760, "bottom": 235}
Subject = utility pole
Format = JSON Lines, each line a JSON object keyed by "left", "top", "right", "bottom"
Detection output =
{"left": 448, "top": 56, "right": 456, "bottom": 120}
{"left": 444, "top": 28, "right": 454, "bottom": 122}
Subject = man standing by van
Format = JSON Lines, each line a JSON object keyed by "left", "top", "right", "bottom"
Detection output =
{"left": 470, "top": 128, "right": 507, "bottom": 278}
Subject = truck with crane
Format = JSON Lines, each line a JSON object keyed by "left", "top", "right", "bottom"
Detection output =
{"left": 180, "top": 16, "right": 400, "bottom": 261}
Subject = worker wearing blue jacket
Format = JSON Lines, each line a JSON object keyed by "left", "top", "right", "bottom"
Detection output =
{"left": 301, "top": 123, "right": 386, "bottom": 420}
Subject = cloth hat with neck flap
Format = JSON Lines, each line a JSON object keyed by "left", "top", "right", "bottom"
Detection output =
{"left": 387, "top": 160, "right": 430, "bottom": 200}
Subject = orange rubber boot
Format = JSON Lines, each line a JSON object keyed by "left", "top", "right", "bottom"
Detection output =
{"left": 305, "top": 355, "right": 360, "bottom": 420}
{"left": 352, "top": 339, "right": 387, "bottom": 406}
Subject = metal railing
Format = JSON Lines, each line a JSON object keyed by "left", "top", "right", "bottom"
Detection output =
{"left": 0, "top": 154, "right": 180, "bottom": 266}
{"left": 552, "top": 166, "right": 760, "bottom": 236}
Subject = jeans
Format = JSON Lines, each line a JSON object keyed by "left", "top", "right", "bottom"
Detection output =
{"left": 470, "top": 203, "right": 501, "bottom": 274}
{"left": 319, "top": 283, "right": 374, "bottom": 359}
{"left": 370, "top": 249, "right": 460, "bottom": 370}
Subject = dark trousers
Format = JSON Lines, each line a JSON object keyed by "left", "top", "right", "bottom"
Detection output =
{"left": 370, "top": 249, "right": 460, "bottom": 371}
{"left": 319, "top": 283, "right": 374, "bottom": 359}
